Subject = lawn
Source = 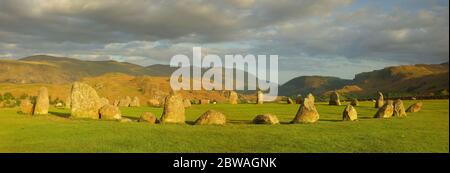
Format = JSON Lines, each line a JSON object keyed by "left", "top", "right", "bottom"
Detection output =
{"left": 0, "top": 100, "right": 448, "bottom": 153}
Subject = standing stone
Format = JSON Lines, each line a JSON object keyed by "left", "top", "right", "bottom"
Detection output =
{"left": 295, "top": 95, "right": 303, "bottom": 104}
{"left": 375, "top": 91, "right": 384, "bottom": 108}
{"left": 256, "top": 91, "right": 264, "bottom": 104}
{"left": 287, "top": 97, "right": 294, "bottom": 104}
{"left": 160, "top": 92, "right": 185, "bottom": 124}
{"left": 99, "top": 104, "right": 122, "bottom": 120}
{"left": 139, "top": 112, "right": 157, "bottom": 124}
{"left": 20, "top": 99, "right": 34, "bottom": 114}
{"left": 253, "top": 114, "right": 280, "bottom": 124}
{"left": 393, "top": 99, "right": 407, "bottom": 117}
{"left": 194, "top": 110, "right": 226, "bottom": 125}
{"left": 374, "top": 100, "right": 394, "bottom": 118}
{"left": 130, "top": 96, "right": 140, "bottom": 107}
{"left": 70, "top": 82, "right": 102, "bottom": 119}
{"left": 406, "top": 102, "right": 423, "bottom": 113}
{"left": 118, "top": 96, "right": 132, "bottom": 107}
{"left": 183, "top": 99, "right": 191, "bottom": 108}
{"left": 34, "top": 87, "right": 49, "bottom": 115}
{"left": 342, "top": 104, "right": 358, "bottom": 121}
{"left": 329, "top": 91, "right": 341, "bottom": 106}
{"left": 292, "top": 93, "right": 319, "bottom": 123}
{"left": 229, "top": 91, "right": 239, "bottom": 104}
{"left": 350, "top": 98, "right": 359, "bottom": 107}
{"left": 199, "top": 99, "right": 210, "bottom": 105}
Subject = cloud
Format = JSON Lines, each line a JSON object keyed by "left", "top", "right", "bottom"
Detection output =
{"left": 0, "top": 0, "right": 448, "bottom": 83}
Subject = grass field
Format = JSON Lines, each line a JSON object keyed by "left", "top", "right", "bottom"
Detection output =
{"left": 0, "top": 100, "right": 448, "bottom": 153}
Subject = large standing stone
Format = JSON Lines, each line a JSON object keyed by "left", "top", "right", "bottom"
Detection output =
{"left": 256, "top": 91, "right": 264, "bottom": 104}
{"left": 342, "top": 104, "right": 357, "bottom": 121}
{"left": 253, "top": 114, "right": 279, "bottom": 125}
{"left": 130, "top": 96, "right": 140, "bottom": 107}
{"left": 70, "top": 82, "right": 102, "bottom": 119}
{"left": 375, "top": 91, "right": 384, "bottom": 108}
{"left": 160, "top": 92, "right": 185, "bottom": 124}
{"left": 20, "top": 99, "right": 34, "bottom": 114}
{"left": 292, "top": 93, "right": 319, "bottom": 123}
{"left": 139, "top": 112, "right": 157, "bottom": 124}
{"left": 34, "top": 87, "right": 49, "bottom": 115}
{"left": 406, "top": 102, "right": 423, "bottom": 113}
{"left": 229, "top": 91, "right": 239, "bottom": 104}
{"left": 374, "top": 100, "right": 394, "bottom": 118}
{"left": 118, "top": 96, "right": 132, "bottom": 107}
{"left": 99, "top": 104, "right": 122, "bottom": 120}
{"left": 194, "top": 110, "right": 226, "bottom": 125}
{"left": 350, "top": 98, "right": 359, "bottom": 107}
{"left": 329, "top": 91, "right": 341, "bottom": 106}
{"left": 183, "top": 99, "right": 191, "bottom": 108}
{"left": 393, "top": 99, "right": 407, "bottom": 117}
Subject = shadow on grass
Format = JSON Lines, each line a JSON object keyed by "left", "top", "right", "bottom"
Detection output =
{"left": 49, "top": 111, "right": 70, "bottom": 118}
{"left": 319, "top": 119, "right": 342, "bottom": 122}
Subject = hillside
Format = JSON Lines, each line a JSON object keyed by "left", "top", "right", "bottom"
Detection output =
{"left": 279, "top": 76, "right": 352, "bottom": 96}
{"left": 0, "top": 55, "right": 176, "bottom": 84}
{"left": 279, "top": 62, "right": 449, "bottom": 98}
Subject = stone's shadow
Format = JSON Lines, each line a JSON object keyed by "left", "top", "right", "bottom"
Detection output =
{"left": 280, "top": 122, "right": 292, "bottom": 125}
{"left": 319, "top": 119, "right": 342, "bottom": 122}
{"left": 122, "top": 115, "right": 140, "bottom": 121}
{"left": 49, "top": 111, "right": 70, "bottom": 118}
{"left": 185, "top": 121, "right": 196, "bottom": 125}
{"left": 227, "top": 120, "right": 252, "bottom": 124}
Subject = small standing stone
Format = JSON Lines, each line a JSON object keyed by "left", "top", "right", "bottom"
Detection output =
{"left": 139, "top": 112, "right": 157, "bottom": 124}
{"left": 256, "top": 91, "right": 264, "bottom": 104}
{"left": 406, "top": 102, "right": 423, "bottom": 113}
{"left": 342, "top": 104, "right": 358, "bottom": 121}
{"left": 375, "top": 91, "right": 384, "bottom": 108}
{"left": 229, "top": 91, "right": 239, "bottom": 104}
{"left": 34, "top": 87, "right": 49, "bottom": 115}
{"left": 160, "top": 92, "right": 185, "bottom": 124}
{"left": 329, "top": 91, "right": 341, "bottom": 106}
{"left": 292, "top": 93, "right": 319, "bottom": 123}
{"left": 99, "top": 104, "right": 122, "bottom": 120}
{"left": 194, "top": 110, "right": 226, "bottom": 125}
{"left": 350, "top": 98, "right": 359, "bottom": 106}
{"left": 253, "top": 114, "right": 280, "bottom": 125}
{"left": 20, "top": 99, "right": 34, "bottom": 114}
{"left": 393, "top": 99, "right": 407, "bottom": 117}
{"left": 374, "top": 100, "right": 394, "bottom": 118}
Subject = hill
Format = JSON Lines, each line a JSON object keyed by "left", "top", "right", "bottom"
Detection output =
{"left": 0, "top": 55, "right": 176, "bottom": 84}
{"left": 279, "top": 76, "right": 352, "bottom": 97}
{"left": 279, "top": 62, "right": 449, "bottom": 98}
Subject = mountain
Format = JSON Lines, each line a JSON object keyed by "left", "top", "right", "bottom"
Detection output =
{"left": 279, "top": 62, "right": 449, "bottom": 97}
{"left": 0, "top": 55, "right": 176, "bottom": 84}
{"left": 351, "top": 62, "right": 449, "bottom": 96}
{"left": 279, "top": 76, "right": 352, "bottom": 97}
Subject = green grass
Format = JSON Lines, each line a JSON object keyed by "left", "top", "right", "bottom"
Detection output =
{"left": 0, "top": 100, "right": 448, "bottom": 153}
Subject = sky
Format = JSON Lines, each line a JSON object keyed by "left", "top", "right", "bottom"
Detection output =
{"left": 0, "top": 0, "right": 448, "bottom": 84}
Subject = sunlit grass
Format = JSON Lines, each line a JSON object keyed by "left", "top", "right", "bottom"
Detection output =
{"left": 0, "top": 100, "right": 448, "bottom": 153}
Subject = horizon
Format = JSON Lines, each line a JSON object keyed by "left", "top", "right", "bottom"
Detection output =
{"left": 0, "top": 0, "right": 448, "bottom": 83}
{"left": 2, "top": 53, "right": 448, "bottom": 85}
